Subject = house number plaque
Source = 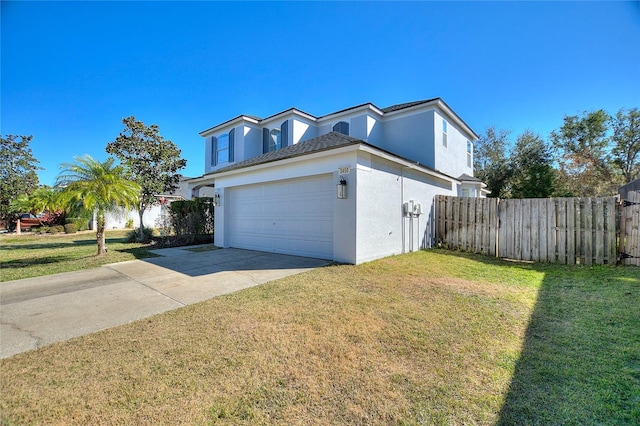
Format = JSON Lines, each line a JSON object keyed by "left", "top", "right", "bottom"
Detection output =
{"left": 338, "top": 167, "right": 350, "bottom": 175}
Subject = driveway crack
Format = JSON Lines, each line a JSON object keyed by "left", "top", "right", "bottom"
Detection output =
{"left": 104, "top": 266, "right": 186, "bottom": 307}
{"left": 2, "top": 319, "right": 43, "bottom": 348}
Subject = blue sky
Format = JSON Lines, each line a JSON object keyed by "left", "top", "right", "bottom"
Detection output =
{"left": 2, "top": 1, "right": 639, "bottom": 186}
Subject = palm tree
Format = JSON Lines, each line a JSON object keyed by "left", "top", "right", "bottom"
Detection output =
{"left": 56, "top": 155, "right": 140, "bottom": 255}
{"left": 30, "top": 186, "right": 61, "bottom": 213}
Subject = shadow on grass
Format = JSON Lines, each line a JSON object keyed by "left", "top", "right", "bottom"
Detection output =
{"left": 114, "top": 247, "right": 160, "bottom": 259}
{"left": 490, "top": 261, "right": 640, "bottom": 424}
{"left": 0, "top": 240, "right": 95, "bottom": 251}
{"left": 0, "top": 254, "right": 75, "bottom": 269}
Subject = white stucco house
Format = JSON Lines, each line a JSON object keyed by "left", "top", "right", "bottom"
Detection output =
{"left": 188, "top": 98, "right": 487, "bottom": 264}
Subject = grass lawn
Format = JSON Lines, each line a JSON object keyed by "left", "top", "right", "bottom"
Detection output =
{"left": 1, "top": 250, "right": 638, "bottom": 424}
{"left": 0, "top": 230, "right": 158, "bottom": 282}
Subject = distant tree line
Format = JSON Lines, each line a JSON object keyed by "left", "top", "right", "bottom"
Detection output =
{"left": 475, "top": 108, "right": 639, "bottom": 198}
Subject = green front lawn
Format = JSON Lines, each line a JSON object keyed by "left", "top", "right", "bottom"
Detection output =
{"left": 1, "top": 250, "right": 637, "bottom": 424}
{"left": 0, "top": 230, "right": 157, "bottom": 282}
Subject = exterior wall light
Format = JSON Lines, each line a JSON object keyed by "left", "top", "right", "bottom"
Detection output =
{"left": 213, "top": 192, "right": 221, "bottom": 207}
{"left": 337, "top": 176, "right": 347, "bottom": 199}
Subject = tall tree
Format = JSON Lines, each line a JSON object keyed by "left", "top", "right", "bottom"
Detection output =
{"left": 106, "top": 116, "right": 187, "bottom": 239}
{"left": 0, "top": 135, "right": 41, "bottom": 221}
{"left": 474, "top": 126, "right": 513, "bottom": 198}
{"left": 611, "top": 107, "right": 640, "bottom": 184}
{"left": 551, "top": 110, "right": 616, "bottom": 196}
{"left": 510, "top": 130, "right": 556, "bottom": 198}
{"left": 56, "top": 155, "right": 140, "bottom": 255}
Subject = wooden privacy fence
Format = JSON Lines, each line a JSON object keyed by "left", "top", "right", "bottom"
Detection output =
{"left": 435, "top": 195, "right": 635, "bottom": 266}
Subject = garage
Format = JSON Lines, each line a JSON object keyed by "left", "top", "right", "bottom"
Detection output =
{"left": 228, "top": 174, "right": 334, "bottom": 259}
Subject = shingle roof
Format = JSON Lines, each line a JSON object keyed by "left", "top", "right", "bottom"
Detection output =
{"left": 381, "top": 98, "right": 440, "bottom": 113}
{"left": 209, "top": 132, "right": 363, "bottom": 175}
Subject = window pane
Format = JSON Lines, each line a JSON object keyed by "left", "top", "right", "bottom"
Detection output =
{"left": 270, "top": 129, "right": 281, "bottom": 151}
{"left": 333, "top": 121, "right": 349, "bottom": 135}
{"left": 217, "top": 148, "right": 228, "bottom": 164}
{"left": 217, "top": 134, "right": 229, "bottom": 150}
{"left": 216, "top": 133, "right": 229, "bottom": 163}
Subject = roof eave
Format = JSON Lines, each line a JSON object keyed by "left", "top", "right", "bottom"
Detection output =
{"left": 199, "top": 115, "right": 262, "bottom": 137}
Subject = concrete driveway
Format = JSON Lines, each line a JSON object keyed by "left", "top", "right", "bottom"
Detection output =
{"left": 1, "top": 247, "right": 329, "bottom": 359}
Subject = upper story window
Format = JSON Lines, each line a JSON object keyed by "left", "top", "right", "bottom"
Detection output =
{"left": 333, "top": 121, "right": 349, "bottom": 135}
{"left": 270, "top": 129, "right": 281, "bottom": 151}
{"left": 211, "top": 128, "right": 235, "bottom": 166}
{"left": 442, "top": 119, "right": 448, "bottom": 148}
{"left": 217, "top": 134, "right": 229, "bottom": 164}
{"left": 467, "top": 140, "right": 472, "bottom": 168}
{"left": 263, "top": 123, "right": 288, "bottom": 154}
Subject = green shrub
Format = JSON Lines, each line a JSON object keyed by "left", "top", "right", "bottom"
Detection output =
{"left": 49, "top": 226, "right": 60, "bottom": 234}
{"left": 125, "top": 227, "right": 154, "bottom": 243}
{"left": 125, "top": 218, "right": 134, "bottom": 228}
{"left": 167, "top": 197, "right": 214, "bottom": 245}
{"left": 64, "top": 223, "right": 78, "bottom": 234}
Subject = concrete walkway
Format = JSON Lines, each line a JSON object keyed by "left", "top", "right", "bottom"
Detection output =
{"left": 0, "top": 247, "right": 329, "bottom": 359}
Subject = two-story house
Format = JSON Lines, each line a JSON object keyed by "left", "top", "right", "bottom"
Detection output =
{"left": 189, "top": 98, "right": 487, "bottom": 264}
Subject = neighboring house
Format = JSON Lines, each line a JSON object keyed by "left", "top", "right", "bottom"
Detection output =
{"left": 619, "top": 179, "right": 640, "bottom": 200}
{"left": 103, "top": 176, "right": 200, "bottom": 229}
{"left": 189, "top": 98, "right": 487, "bottom": 264}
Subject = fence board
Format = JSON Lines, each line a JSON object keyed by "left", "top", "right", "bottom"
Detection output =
{"left": 538, "top": 199, "right": 548, "bottom": 262}
{"left": 557, "top": 199, "right": 566, "bottom": 264}
{"left": 493, "top": 199, "right": 500, "bottom": 256}
{"left": 474, "top": 199, "right": 481, "bottom": 253}
{"left": 606, "top": 197, "right": 617, "bottom": 264}
{"left": 565, "top": 198, "right": 580, "bottom": 265}
{"left": 575, "top": 198, "right": 583, "bottom": 264}
{"left": 531, "top": 200, "right": 539, "bottom": 262}
{"left": 595, "top": 198, "right": 605, "bottom": 264}
{"left": 584, "top": 198, "right": 593, "bottom": 266}
{"left": 632, "top": 191, "right": 640, "bottom": 266}
{"left": 621, "top": 191, "right": 640, "bottom": 266}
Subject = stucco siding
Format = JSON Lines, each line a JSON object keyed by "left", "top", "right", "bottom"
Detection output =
{"left": 104, "top": 205, "right": 169, "bottom": 230}
{"left": 433, "top": 111, "right": 473, "bottom": 178}
{"left": 292, "top": 118, "right": 317, "bottom": 144}
{"left": 382, "top": 110, "right": 435, "bottom": 169}
{"left": 353, "top": 154, "right": 456, "bottom": 264}
{"left": 243, "top": 125, "right": 263, "bottom": 160}
{"left": 354, "top": 154, "right": 404, "bottom": 263}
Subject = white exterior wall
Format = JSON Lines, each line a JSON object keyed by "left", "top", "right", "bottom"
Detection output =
{"left": 104, "top": 205, "right": 170, "bottom": 229}
{"left": 433, "top": 111, "right": 474, "bottom": 179}
{"left": 353, "top": 154, "right": 456, "bottom": 264}
{"left": 242, "top": 124, "right": 263, "bottom": 160}
{"left": 382, "top": 110, "right": 436, "bottom": 168}
{"left": 292, "top": 118, "right": 317, "bottom": 144}
{"left": 348, "top": 113, "right": 383, "bottom": 145}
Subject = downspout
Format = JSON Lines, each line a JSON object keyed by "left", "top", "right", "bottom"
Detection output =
{"left": 401, "top": 161, "right": 421, "bottom": 253}
{"left": 401, "top": 166, "right": 405, "bottom": 253}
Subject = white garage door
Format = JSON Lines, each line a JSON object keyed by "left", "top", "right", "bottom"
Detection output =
{"left": 228, "top": 174, "right": 334, "bottom": 259}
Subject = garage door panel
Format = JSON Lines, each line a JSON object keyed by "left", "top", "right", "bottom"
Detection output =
{"left": 228, "top": 175, "right": 333, "bottom": 259}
